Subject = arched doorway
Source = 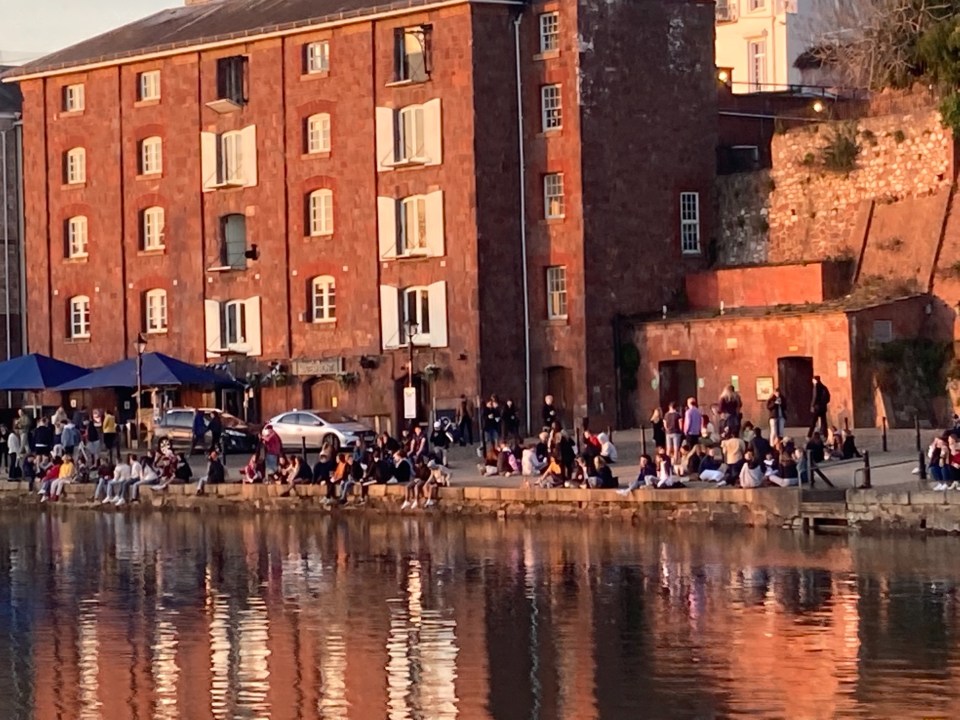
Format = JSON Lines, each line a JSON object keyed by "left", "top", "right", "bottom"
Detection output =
{"left": 395, "top": 374, "right": 431, "bottom": 430}
{"left": 303, "top": 377, "right": 340, "bottom": 411}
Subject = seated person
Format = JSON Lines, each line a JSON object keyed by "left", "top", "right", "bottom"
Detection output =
{"left": 242, "top": 454, "right": 263, "bottom": 484}
{"left": 497, "top": 442, "right": 519, "bottom": 476}
{"left": 618, "top": 454, "right": 657, "bottom": 494}
{"left": 841, "top": 430, "right": 861, "bottom": 460}
{"left": 536, "top": 452, "right": 565, "bottom": 488}
{"left": 738, "top": 450, "right": 765, "bottom": 489}
{"left": 653, "top": 450, "right": 685, "bottom": 488}
{"left": 421, "top": 460, "right": 451, "bottom": 508}
{"left": 720, "top": 428, "right": 746, "bottom": 483}
{"left": 679, "top": 443, "right": 703, "bottom": 477}
{"left": 591, "top": 457, "right": 617, "bottom": 489}
{"left": 598, "top": 433, "right": 618, "bottom": 464}
{"left": 698, "top": 448, "right": 726, "bottom": 483}
{"left": 768, "top": 449, "right": 800, "bottom": 487}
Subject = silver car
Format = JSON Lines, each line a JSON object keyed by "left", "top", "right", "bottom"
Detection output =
{"left": 267, "top": 409, "right": 376, "bottom": 450}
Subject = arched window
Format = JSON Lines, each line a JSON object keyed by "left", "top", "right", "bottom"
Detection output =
{"left": 308, "top": 189, "right": 333, "bottom": 236}
{"left": 141, "top": 206, "right": 165, "bottom": 250}
{"left": 69, "top": 295, "right": 90, "bottom": 338}
{"left": 306, "top": 113, "right": 331, "bottom": 154}
{"left": 66, "top": 216, "right": 88, "bottom": 258}
{"left": 140, "top": 136, "right": 163, "bottom": 175}
{"left": 64, "top": 147, "right": 86, "bottom": 184}
{"left": 144, "top": 289, "right": 168, "bottom": 333}
{"left": 310, "top": 276, "right": 336, "bottom": 323}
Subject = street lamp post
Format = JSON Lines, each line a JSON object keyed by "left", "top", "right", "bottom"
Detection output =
{"left": 404, "top": 320, "right": 419, "bottom": 387}
{"left": 134, "top": 332, "right": 147, "bottom": 449}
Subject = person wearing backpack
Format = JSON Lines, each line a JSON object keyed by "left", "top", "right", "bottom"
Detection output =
{"left": 808, "top": 375, "right": 831, "bottom": 438}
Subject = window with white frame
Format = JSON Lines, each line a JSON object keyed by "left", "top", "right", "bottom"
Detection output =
{"left": 308, "top": 189, "right": 334, "bottom": 236}
{"left": 400, "top": 196, "right": 428, "bottom": 254}
{"left": 748, "top": 40, "right": 766, "bottom": 91}
{"left": 544, "top": 173, "right": 565, "bottom": 219}
{"left": 140, "top": 136, "right": 162, "bottom": 175}
{"left": 680, "top": 192, "right": 701, "bottom": 253}
{"left": 305, "top": 41, "right": 330, "bottom": 74}
{"left": 310, "top": 276, "right": 336, "bottom": 323}
{"left": 137, "top": 71, "right": 161, "bottom": 102}
{"left": 142, "top": 206, "right": 165, "bottom": 250}
{"left": 306, "top": 113, "right": 331, "bottom": 154}
{"left": 541, "top": 84, "right": 562, "bottom": 131}
{"left": 66, "top": 216, "right": 88, "bottom": 258}
{"left": 539, "top": 12, "right": 559, "bottom": 53}
{"left": 749, "top": 0, "right": 765, "bottom": 10}
{"left": 546, "top": 266, "right": 567, "bottom": 319}
{"left": 219, "top": 131, "right": 243, "bottom": 185}
{"left": 223, "top": 300, "right": 246, "bottom": 346}
{"left": 399, "top": 106, "right": 425, "bottom": 162}
{"left": 145, "top": 289, "right": 168, "bottom": 333}
{"left": 394, "top": 26, "right": 431, "bottom": 83}
{"left": 69, "top": 295, "right": 90, "bottom": 338}
{"left": 62, "top": 84, "right": 84, "bottom": 112}
{"left": 64, "top": 147, "right": 86, "bottom": 184}
{"left": 403, "top": 286, "right": 431, "bottom": 344}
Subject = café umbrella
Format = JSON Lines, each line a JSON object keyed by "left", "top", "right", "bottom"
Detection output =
{"left": 54, "top": 352, "right": 238, "bottom": 390}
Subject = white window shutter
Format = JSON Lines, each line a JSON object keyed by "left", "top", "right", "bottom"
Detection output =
{"left": 427, "top": 280, "right": 448, "bottom": 348}
{"left": 377, "top": 197, "right": 398, "bottom": 259}
{"left": 379, "top": 285, "right": 401, "bottom": 350}
{"left": 240, "top": 125, "right": 258, "bottom": 187}
{"left": 201, "top": 132, "right": 218, "bottom": 191}
{"left": 244, "top": 296, "right": 263, "bottom": 356}
{"left": 204, "top": 299, "right": 222, "bottom": 356}
{"left": 425, "top": 190, "right": 445, "bottom": 257}
{"left": 375, "top": 107, "right": 396, "bottom": 172}
{"left": 423, "top": 99, "right": 442, "bottom": 166}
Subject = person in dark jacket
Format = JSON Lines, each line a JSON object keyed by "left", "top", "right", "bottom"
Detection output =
{"left": 542, "top": 395, "right": 559, "bottom": 431}
{"left": 208, "top": 411, "right": 223, "bottom": 452}
{"left": 502, "top": 400, "right": 521, "bottom": 442}
{"left": 196, "top": 450, "right": 225, "bottom": 495}
{"left": 482, "top": 399, "right": 501, "bottom": 447}
{"left": 33, "top": 418, "right": 55, "bottom": 456}
{"left": 808, "top": 376, "right": 831, "bottom": 438}
{"left": 766, "top": 388, "right": 787, "bottom": 441}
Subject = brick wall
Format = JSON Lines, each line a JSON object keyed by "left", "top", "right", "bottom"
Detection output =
{"left": 0, "top": 116, "right": 22, "bottom": 363}
{"left": 685, "top": 261, "right": 846, "bottom": 310}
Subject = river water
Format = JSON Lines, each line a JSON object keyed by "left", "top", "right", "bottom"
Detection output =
{"left": 0, "top": 511, "right": 957, "bottom": 719}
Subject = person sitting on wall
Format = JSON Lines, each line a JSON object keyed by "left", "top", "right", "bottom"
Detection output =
{"left": 591, "top": 457, "right": 617, "bottom": 489}
{"left": 720, "top": 427, "right": 746, "bottom": 486}
{"left": 421, "top": 460, "right": 451, "bottom": 508}
{"left": 618, "top": 454, "right": 657, "bottom": 494}
{"left": 738, "top": 450, "right": 765, "bottom": 489}
{"left": 196, "top": 450, "right": 225, "bottom": 496}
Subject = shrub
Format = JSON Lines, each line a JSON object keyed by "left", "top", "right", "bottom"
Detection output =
{"left": 939, "top": 90, "right": 960, "bottom": 135}
{"left": 821, "top": 123, "right": 861, "bottom": 172}
{"left": 893, "top": 129, "right": 907, "bottom": 144}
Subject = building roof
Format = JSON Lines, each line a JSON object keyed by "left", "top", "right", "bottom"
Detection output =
{"left": 0, "top": 67, "right": 23, "bottom": 111}
{"left": 5, "top": 0, "right": 491, "bottom": 80}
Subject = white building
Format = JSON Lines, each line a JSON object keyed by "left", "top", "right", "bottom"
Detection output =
{"left": 716, "top": 0, "right": 833, "bottom": 93}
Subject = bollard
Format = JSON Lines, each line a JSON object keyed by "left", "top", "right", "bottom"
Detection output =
{"left": 301, "top": 436, "right": 307, "bottom": 457}
{"left": 881, "top": 417, "right": 888, "bottom": 453}
{"left": 918, "top": 451, "right": 927, "bottom": 485}
{"left": 915, "top": 415, "right": 922, "bottom": 452}
{"left": 862, "top": 450, "right": 872, "bottom": 489}
{"left": 640, "top": 424, "right": 647, "bottom": 456}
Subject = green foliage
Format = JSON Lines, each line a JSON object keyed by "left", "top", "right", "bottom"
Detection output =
{"left": 893, "top": 129, "right": 907, "bottom": 143}
{"left": 821, "top": 123, "right": 861, "bottom": 172}
{"left": 939, "top": 91, "right": 960, "bottom": 135}
{"left": 917, "top": 19, "right": 960, "bottom": 88}
{"left": 801, "top": 152, "right": 816, "bottom": 166}
{"left": 870, "top": 339, "right": 952, "bottom": 402}
{"left": 861, "top": 128, "right": 878, "bottom": 145}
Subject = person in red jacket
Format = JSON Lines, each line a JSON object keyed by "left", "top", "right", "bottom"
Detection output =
{"left": 261, "top": 425, "right": 284, "bottom": 481}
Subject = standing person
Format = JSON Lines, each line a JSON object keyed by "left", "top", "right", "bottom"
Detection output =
{"left": 60, "top": 419, "right": 81, "bottom": 458}
{"left": 84, "top": 417, "right": 101, "bottom": 461}
{"left": 52, "top": 406, "right": 68, "bottom": 436}
{"left": 650, "top": 408, "right": 666, "bottom": 452}
{"left": 0, "top": 424, "right": 8, "bottom": 477}
{"left": 482, "top": 398, "right": 501, "bottom": 448}
{"left": 261, "top": 425, "right": 283, "bottom": 481}
{"left": 192, "top": 411, "right": 207, "bottom": 454}
{"left": 542, "top": 394, "right": 559, "bottom": 431}
{"left": 6, "top": 429, "right": 20, "bottom": 478}
{"left": 102, "top": 410, "right": 118, "bottom": 463}
{"left": 809, "top": 375, "right": 831, "bottom": 438}
{"left": 767, "top": 388, "right": 787, "bottom": 441}
{"left": 681, "top": 397, "right": 702, "bottom": 447}
{"left": 662, "top": 402, "right": 682, "bottom": 463}
{"left": 502, "top": 399, "right": 521, "bottom": 444}
{"left": 14, "top": 409, "right": 32, "bottom": 453}
{"left": 718, "top": 385, "right": 742, "bottom": 436}
{"left": 208, "top": 411, "right": 223, "bottom": 453}
{"left": 455, "top": 394, "right": 473, "bottom": 446}
{"left": 33, "top": 417, "right": 54, "bottom": 457}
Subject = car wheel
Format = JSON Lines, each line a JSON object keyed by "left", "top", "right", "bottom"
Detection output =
{"left": 157, "top": 438, "right": 172, "bottom": 455}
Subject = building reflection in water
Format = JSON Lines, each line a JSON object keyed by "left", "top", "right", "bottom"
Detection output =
{"left": 2, "top": 513, "right": 960, "bottom": 718}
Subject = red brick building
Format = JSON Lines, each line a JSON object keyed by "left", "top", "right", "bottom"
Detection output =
{"left": 5, "top": 0, "right": 716, "bottom": 431}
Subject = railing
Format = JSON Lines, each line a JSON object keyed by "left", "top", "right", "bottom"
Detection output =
{"left": 716, "top": 3, "right": 739, "bottom": 23}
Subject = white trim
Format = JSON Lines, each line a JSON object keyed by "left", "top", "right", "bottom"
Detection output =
{"left": 4, "top": 1, "right": 523, "bottom": 82}
{"left": 145, "top": 288, "right": 168, "bottom": 333}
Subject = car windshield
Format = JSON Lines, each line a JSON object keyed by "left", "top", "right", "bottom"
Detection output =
{"left": 312, "top": 411, "right": 357, "bottom": 424}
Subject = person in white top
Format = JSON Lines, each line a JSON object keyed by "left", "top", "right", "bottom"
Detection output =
{"left": 106, "top": 455, "right": 141, "bottom": 505}
{"left": 6, "top": 431, "right": 20, "bottom": 477}
{"left": 129, "top": 458, "right": 160, "bottom": 503}
{"left": 521, "top": 446, "right": 546, "bottom": 476}
{"left": 598, "top": 433, "right": 618, "bottom": 464}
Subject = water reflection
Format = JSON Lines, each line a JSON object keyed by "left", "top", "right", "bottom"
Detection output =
{"left": 1, "top": 512, "right": 960, "bottom": 718}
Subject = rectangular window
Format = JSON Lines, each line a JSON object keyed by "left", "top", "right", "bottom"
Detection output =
{"left": 749, "top": 0, "right": 765, "bottom": 10}
{"left": 221, "top": 214, "right": 247, "bottom": 268}
{"left": 305, "top": 41, "right": 330, "bottom": 74}
{"left": 311, "top": 277, "right": 336, "bottom": 322}
{"left": 399, "top": 106, "right": 425, "bottom": 162}
{"left": 400, "top": 196, "right": 427, "bottom": 254}
{"left": 403, "top": 287, "right": 431, "bottom": 344}
{"left": 543, "top": 173, "right": 565, "bottom": 219}
{"left": 546, "top": 266, "right": 567, "bottom": 320}
{"left": 62, "top": 84, "right": 84, "bottom": 112}
{"left": 65, "top": 149, "right": 86, "bottom": 185}
{"left": 223, "top": 301, "right": 247, "bottom": 345}
{"left": 306, "top": 113, "right": 331, "bottom": 154}
{"left": 680, "top": 192, "right": 701, "bottom": 254}
{"left": 137, "top": 71, "right": 161, "bottom": 102}
{"left": 541, "top": 85, "right": 562, "bottom": 131}
{"left": 216, "top": 56, "right": 248, "bottom": 106}
{"left": 394, "top": 26, "right": 431, "bottom": 83}
{"left": 748, "top": 40, "right": 766, "bottom": 91}
{"left": 872, "top": 320, "right": 893, "bottom": 343}
{"left": 142, "top": 207, "right": 165, "bottom": 250}
{"left": 309, "top": 190, "right": 334, "bottom": 236}
{"left": 219, "top": 132, "right": 243, "bottom": 184}
{"left": 140, "top": 137, "right": 162, "bottom": 175}
{"left": 67, "top": 217, "right": 88, "bottom": 258}
{"left": 70, "top": 297, "right": 90, "bottom": 338}
{"left": 539, "top": 13, "right": 559, "bottom": 53}
{"left": 145, "top": 291, "right": 168, "bottom": 333}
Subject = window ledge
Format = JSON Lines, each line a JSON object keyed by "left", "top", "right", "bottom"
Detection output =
{"left": 310, "top": 319, "right": 337, "bottom": 326}
{"left": 533, "top": 50, "right": 561, "bottom": 61}
{"left": 306, "top": 233, "right": 334, "bottom": 240}
{"left": 301, "top": 70, "right": 330, "bottom": 80}
{"left": 681, "top": 249, "right": 702, "bottom": 257}
{"left": 537, "top": 129, "right": 563, "bottom": 138}
{"left": 397, "top": 251, "right": 430, "bottom": 260}
{"left": 206, "top": 265, "right": 245, "bottom": 273}
{"left": 65, "top": 255, "right": 89, "bottom": 263}
{"left": 541, "top": 217, "right": 566, "bottom": 225}
{"left": 545, "top": 317, "right": 569, "bottom": 325}
{"left": 59, "top": 110, "right": 84, "bottom": 118}
{"left": 138, "top": 248, "right": 166, "bottom": 257}
{"left": 387, "top": 158, "right": 431, "bottom": 170}
{"left": 205, "top": 98, "right": 243, "bottom": 114}
{"left": 136, "top": 172, "right": 163, "bottom": 180}
{"left": 62, "top": 183, "right": 86, "bottom": 190}
{"left": 134, "top": 99, "right": 160, "bottom": 108}
{"left": 385, "top": 78, "right": 429, "bottom": 88}
{"left": 65, "top": 337, "right": 91, "bottom": 344}
{"left": 302, "top": 151, "right": 331, "bottom": 160}
{"left": 145, "top": 329, "right": 168, "bottom": 336}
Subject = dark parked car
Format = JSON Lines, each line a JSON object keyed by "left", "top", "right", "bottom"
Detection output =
{"left": 153, "top": 408, "right": 260, "bottom": 455}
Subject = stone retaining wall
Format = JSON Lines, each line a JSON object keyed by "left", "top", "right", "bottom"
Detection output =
{"left": 846, "top": 488, "right": 960, "bottom": 533}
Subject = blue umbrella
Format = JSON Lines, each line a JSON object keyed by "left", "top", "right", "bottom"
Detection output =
{"left": 54, "top": 352, "right": 239, "bottom": 391}
{"left": 0, "top": 353, "right": 89, "bottom": 391}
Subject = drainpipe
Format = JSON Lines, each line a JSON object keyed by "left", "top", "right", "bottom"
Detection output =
{"left": 14, "top": 119, "right": 25, "bottom": 361}
{"left": 1, "top": 125, "right": 10, "bottom": 406}
{"left": 514, "top": 13, "right": 532, "bottom": 435}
